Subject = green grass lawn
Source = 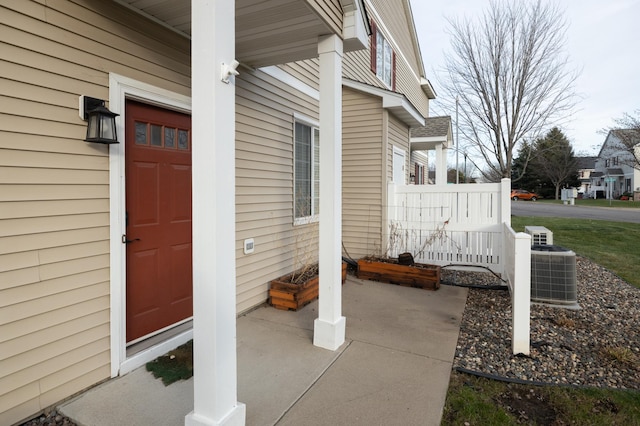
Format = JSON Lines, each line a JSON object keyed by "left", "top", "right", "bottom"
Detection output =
{"left": 443, "top": 371, "right": 640, "bottom": 425}
{"left": 443, "top": 216, "right": 640, "bottom": 425}
{"left": 511, "top": 216, "right": 640, "bottom": 288}
{"left": 539, "top": 198, "right": 640, "bottom": 208}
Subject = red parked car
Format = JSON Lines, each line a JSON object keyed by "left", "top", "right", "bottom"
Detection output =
{"left": 510, "top": 189, "right": 539, "bottom": 201}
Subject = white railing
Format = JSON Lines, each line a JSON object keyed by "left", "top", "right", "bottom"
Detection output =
{"left": 386, "top": 178, "right": 531, "bottom": 355}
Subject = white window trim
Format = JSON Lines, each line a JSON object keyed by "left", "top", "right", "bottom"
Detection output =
{"left": 375, "top": 28, "right": 393, "bottom": 89}
{"left": 293, "top": 113, "right": 320, "bottom": 226}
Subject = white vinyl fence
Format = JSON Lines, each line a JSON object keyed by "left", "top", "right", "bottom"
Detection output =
{"left": 503, "top": 223, "right": 531, "bottom": 354}
{"left": 386, "top": 178, "right": 531, "bottom": 354}
{"left": 386, "top": 179, "right": 511, "bottom": 274}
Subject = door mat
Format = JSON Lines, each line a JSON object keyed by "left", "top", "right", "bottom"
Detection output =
{"left": 146, "top": 340, "right": 193, "bottom": 385}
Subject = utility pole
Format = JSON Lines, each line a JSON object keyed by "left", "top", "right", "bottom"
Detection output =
{"left": 455, "top": 96, "right": 459, "bottom": 184}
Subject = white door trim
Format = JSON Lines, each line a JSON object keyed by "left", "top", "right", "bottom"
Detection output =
{"left": 108, "top": 73, "right": 192, "bottom": 377}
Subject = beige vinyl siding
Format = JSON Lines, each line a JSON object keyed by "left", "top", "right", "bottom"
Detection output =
{"left": 343, "top": 44, "right": 381, "bottom": 88}
{"left": 345, "top": 0, "right": 430, "bottom": 117}
{"left": 235, "top": 68, "right": 320, "bottom": 313}
{"left": 342, "top": 88, "right": 385, "bottom": 259}
{"left": 306, "top": 0, "right": 343, "bottom": 35}
{"left": 387, "top": 113, "right": 410, "bottom": 183}
{"left": 0, "top": 0, "right": 189, "bottom": 423}
{"left": 278, "top": 59, "right": 320, "bottom": 91}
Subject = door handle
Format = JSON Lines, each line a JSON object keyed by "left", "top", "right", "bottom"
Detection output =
{"left": 122, "top": 235, "right": 141, "bottom": 244}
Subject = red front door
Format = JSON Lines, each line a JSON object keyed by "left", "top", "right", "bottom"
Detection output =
{"left": 125, "top": 100, "right": 192, "bottom": 343}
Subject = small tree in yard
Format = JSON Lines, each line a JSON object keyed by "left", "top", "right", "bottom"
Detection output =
{"left": 441, "top": 0, "right": 579, "bottom": 181}
{"left": 529, "top": 127, "right": 579, "bottom": 199}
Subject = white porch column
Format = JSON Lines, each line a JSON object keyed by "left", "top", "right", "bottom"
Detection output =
{"left": 186, "top": 1, "right": 245, "bottom": 425}
{"left": 314, "top": 34, "right": 346, "bottom": 351}
{"left": 435, "top": 144, "right": 447, "bottom": 185}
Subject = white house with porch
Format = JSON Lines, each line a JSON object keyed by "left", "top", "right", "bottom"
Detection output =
{"left": 590, "top": 130, "right": 640, "bottom": 199}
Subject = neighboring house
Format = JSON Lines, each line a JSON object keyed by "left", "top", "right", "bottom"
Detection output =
{"left": 0, "top": 0, "right": 436, "bottom": 424}
{"left": 590, "top": 130, "right": 640, "bottom": 199}
{"left": 410, "top": 116, "right": 453, "bottom": 186}
{"left": 575, "top": 156, "right": 596, "bottom": 196}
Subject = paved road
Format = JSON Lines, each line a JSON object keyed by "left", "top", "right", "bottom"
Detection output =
{"left": 511, "top": 200, "right": 640, "bottom": 224}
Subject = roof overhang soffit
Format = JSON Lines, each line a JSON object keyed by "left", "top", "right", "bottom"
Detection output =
{"left": 114, "top": 0, "right": 371, "bottom": 68}
{"left": 410, "top": 135, "right": 451, "bottom": 152}
{"left": 343, "top": 79, "right": 425, "bottom": 127}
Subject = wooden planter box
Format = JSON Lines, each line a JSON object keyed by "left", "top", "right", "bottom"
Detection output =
{"left": 357, "top": 258, "right": 441, "bottom": 291}
{"left": 269, "top": 262, "right": 347, "bottom": 311}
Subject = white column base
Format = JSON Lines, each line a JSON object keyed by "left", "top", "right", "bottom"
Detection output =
{"left": 185, "top": 403, "right": 246, "bottom": 426}
{"left": 313, "top": 316, "right": 346, "bottom": 351}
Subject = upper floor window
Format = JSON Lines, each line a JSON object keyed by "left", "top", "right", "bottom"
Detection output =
{"left": 370, "top": 22, "right": 396, "bottom": 90}
{"left": 294, "top": 119, "right": 320, "bottom": 222}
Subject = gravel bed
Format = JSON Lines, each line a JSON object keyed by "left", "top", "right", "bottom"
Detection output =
{"left": 19, "top": 409, "right": 76, "bottom": 426}
{"left": 443, "top": 256, "right": 640, "bottom": 389}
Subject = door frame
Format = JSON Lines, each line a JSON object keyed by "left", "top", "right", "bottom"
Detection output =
{"left": 392, "top": 145, "right": 406, "bottom": 184}
{"left": 108, "top": 73, "right": 192, "bottom": 377}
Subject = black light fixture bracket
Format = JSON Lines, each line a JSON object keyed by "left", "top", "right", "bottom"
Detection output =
{"left": 82, "top": 96, "right": 106, "bottom": 120}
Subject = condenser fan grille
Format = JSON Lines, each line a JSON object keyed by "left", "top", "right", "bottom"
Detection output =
{"left": 530, "top": 245, "right": 577, "bottom": 307}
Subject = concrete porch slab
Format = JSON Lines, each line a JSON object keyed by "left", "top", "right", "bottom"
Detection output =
{"left": 59, "top": 276, "right": 467, "bottom": 426}
{"left": 277, "top": 340, "right": 453, "bottom": 426}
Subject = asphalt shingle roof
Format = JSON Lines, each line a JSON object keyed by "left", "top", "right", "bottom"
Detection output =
{"left": 410, "top": 116, "right": 451, "bottom": 138}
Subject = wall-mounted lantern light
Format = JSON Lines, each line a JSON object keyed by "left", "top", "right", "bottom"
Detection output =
{"left": 80, "top": 96, "right": 119, "bottom": 144}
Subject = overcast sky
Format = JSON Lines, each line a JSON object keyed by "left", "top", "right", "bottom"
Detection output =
{"left": 410, "top": 0, "right": 640, "bottom": 157}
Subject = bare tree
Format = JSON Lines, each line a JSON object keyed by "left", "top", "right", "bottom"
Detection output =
{"left": 606, "top": 110, "right": 640, "bottom": 170}
{"left": 441, "top": 0, "right": 579, "bottom": 180}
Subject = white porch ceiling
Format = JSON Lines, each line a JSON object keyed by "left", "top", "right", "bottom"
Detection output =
{"left": 115, "top": 0, "right": 336, "bottom": 67}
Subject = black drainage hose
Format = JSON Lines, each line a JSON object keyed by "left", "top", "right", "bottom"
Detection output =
{"left": 454, "top": 366, "right": 617, "bottom": 390}
{"left": 440, "top": 281, "right": 509, "bottom": 290}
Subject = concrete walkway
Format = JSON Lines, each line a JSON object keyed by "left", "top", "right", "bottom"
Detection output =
{"left": 60, "top": 276, "right": 468, "bottom": 426}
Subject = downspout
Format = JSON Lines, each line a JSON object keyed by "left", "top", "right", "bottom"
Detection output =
{"left": 381, "top": 110, "right": 389, "bottom": 255}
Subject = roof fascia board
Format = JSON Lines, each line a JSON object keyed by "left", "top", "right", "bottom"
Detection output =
{"left": 403, "top": 0, "right": 426, "bottom": 78}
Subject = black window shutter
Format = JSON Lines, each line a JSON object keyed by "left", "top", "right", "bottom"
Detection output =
{"left": 392, "top": 51, "right": 397, "bottom": 91}
{"left": 370, "top": 20, "right": 377, "bottom": 73}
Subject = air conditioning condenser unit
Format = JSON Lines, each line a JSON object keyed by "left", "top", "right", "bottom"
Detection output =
{"left": 525, "top": 226, "right": 553, "bottom": 246}
{"left": 530, "top": 245, "right": 578, "bottom": 308}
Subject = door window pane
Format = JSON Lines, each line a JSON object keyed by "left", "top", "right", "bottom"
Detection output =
{"left": 178, "top": 130, "right": 189, "bottom": 150}
{"left": 151, "top": 124, "right": 162, "bottom": 146}
{"left": 165, "top": 128, "right": 176, "bottom": 148}
{"left": 135, "top": 122, "right": 147, "bottom": 145}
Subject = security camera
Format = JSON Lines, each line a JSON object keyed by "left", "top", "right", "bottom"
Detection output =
{"left": 221, "top": 60, "right": 240, "bottom": 83}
